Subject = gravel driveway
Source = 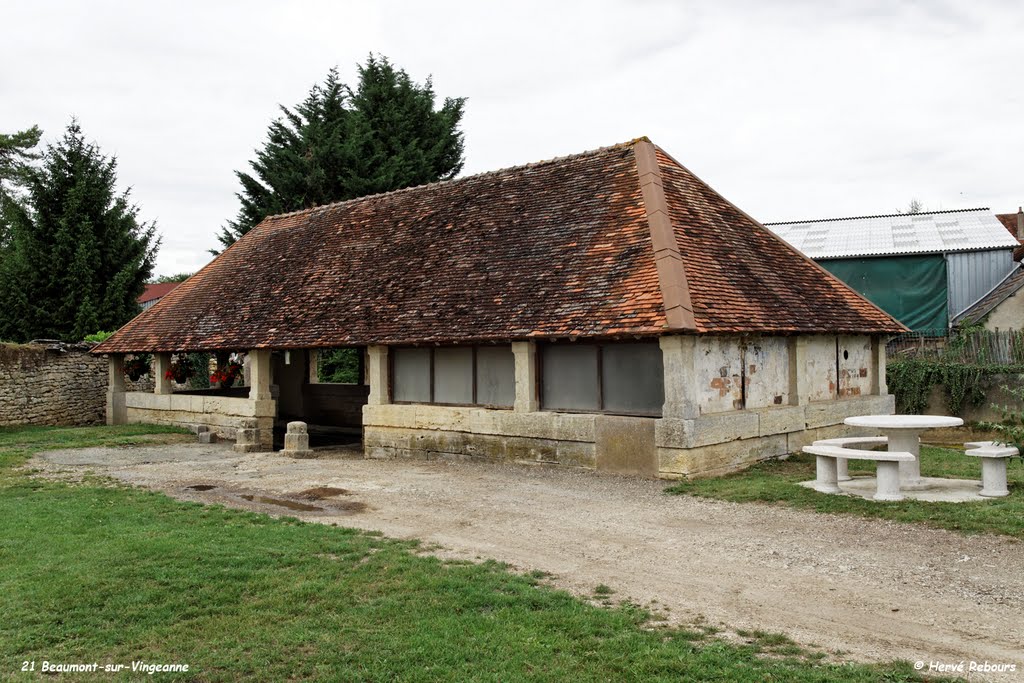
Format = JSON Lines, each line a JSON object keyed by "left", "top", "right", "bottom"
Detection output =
{"left": 31, "top": 442, "right": 1023, "bottom": 676}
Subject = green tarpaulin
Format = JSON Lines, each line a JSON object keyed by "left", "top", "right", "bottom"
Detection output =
{"left": 819, "top": 255, "right": 947, "bottom": 332}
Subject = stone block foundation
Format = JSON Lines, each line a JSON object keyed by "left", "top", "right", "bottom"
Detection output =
{"left": 363, "top": 394, "right": 895, "bottom": 479}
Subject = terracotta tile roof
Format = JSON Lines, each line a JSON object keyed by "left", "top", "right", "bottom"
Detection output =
{"left": 138, "top": 282, "right": 180, "bottom": 304}
{"left": 96, "top": 139, "right": 904, "bottom": 354}
{"left": 953, "top": 265, "right": 1024, "bottom": 327}
{"left": 656, "top": 148, "right": 904, "bottom": 334}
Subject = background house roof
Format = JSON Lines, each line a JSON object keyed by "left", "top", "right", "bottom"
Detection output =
{"left": 764, "top": 208, "right": 1020, "bottom": 259}
{"left": 138, "top": 282, "right": 180, "bottom": 305}
{"left": 96, "top": 140, "right": 903, "bottom": 354}
{"left": 995, "top": 210, "right": 1024, "bottom": 261}
{"left": 953, "top": 265, "right": 1024, "bottom": 326}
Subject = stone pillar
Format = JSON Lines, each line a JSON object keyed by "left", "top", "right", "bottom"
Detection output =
{"left": 789, "top": 337, "right": 811, "bottom": 406}
{"left": 283, "top": 421, "right": 311, "bottom": 457}
{"left": 153, "top": 353, "right": 173, "bottom": 395}
{"left": 512, "top": 341, "right": 539, "bottom": 412}
{"left": 307, "top": 349, "right": 320, "bottom": 384}
{"left": 233, "top": 418, "right": 261, "bottom": 453}
{"left": 248, "top": 349, "right": 272, "bottom": 400}
{"left": 659, "top": 335, "right": 699, "bottom": 419}
{"left": 366, "top": 345, "right": 389, "bottom": 405}
{"left": 106, "top": 355, "right": 127, "bottom": 425}
{"left": 871, "top": 337, "right": 888, "bottom": 396}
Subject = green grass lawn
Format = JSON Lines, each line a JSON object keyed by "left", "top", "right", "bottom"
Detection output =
{"left": 667, "top": 446, "right": 1024, "bottom": 538}
{"left": 0, "top": 425, "right": 937, "bottom": 681}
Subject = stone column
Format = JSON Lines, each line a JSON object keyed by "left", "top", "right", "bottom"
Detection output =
{"left": 512, "top": 341, "right": 539, "bottom": 412}
{"left": 153, "top": 353, "right": 173, "bottom": 395}
{"left": 366, "top": 345, "right": 389, "bottom": 405}
{"left": 659, "top": 335, "right": 699, "bottom": 419}
{"left": 871, "top": 337, "right": 888, "bottom": 396}
{"left": 307, "top": 349, "right": 320, "bottom": 384}
{"left": 106, "top": 355, "right": 127, "bottom": 425}
{"left": 788, "top": 336, "right": 811, "bottom": 406}
{"left": 248, "top": 349, "right": 272, "bottom": 400}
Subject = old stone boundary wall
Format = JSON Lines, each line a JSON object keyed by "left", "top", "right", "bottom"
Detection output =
{"left": 925, "top": 374, "right": 1023, "bottom": 423}
{"left": 0, "top": 342, "right": 151, "bottom": 427}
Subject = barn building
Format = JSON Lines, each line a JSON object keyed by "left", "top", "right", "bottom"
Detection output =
{"left": 764, "top": 209, "right": 1021, "bottom": 333}
{"left": 94, "top": 139, "right": 903, "bottom": 479}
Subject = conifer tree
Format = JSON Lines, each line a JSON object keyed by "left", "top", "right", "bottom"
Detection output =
{"left": 215, "top": 55, "right": 465, "bottom": 251}
{"left": 0, "top": 125, "right": 43, "bottom": 248}
{"left": 0, "top": 121, "right": 158, "bottom": 341}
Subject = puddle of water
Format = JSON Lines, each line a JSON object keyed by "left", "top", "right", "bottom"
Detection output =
{"left": 299, "top": 486, "right": 349, "bottom": 499}
{"left": 186, "top": 484, "right": 217, "bottom": 491}
{"left": 238, "top": 494, "right": 322, "bottom": 512}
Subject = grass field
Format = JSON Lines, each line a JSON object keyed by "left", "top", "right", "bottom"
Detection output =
{"left": 0, "top": 425, "right": 937, "bottom": 681}
{"left": 667, "top": 446, "right": 1024, "bottom": 538}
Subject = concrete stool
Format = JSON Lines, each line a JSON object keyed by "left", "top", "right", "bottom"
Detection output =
{"left": 283, "top": 421, "right": 311, "bottom": 458}
{"left": 198, "top": 430, "right": 217, "bottom": 444}
{"left": 233, "top": 418, "right": 263, "bottom": 453}
{"left": 964, "top": 441, "right": 1018, "bottom": 498}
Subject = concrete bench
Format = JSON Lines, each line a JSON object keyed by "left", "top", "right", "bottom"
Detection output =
{"left": 811, "top": 436, "right": 888, "bottom": 481}
{"left": 964, "top": 441, "right": 1018, "bottom": 498}
{"left": 803, "top": 443, "right": 915, "bottom": 501}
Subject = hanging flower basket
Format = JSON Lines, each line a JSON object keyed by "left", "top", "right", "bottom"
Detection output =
{"left": 124, "top": 353, "right": 152, "bottom": 382}
{"left": 211, "top": 360, "right": 243, "bottom": 389}
{"left": 165, "top": 354, "right": 195, "bottom": 384}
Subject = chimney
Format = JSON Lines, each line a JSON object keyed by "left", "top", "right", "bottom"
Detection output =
{"left": 1018, "top": 206, "right": 1023, "bottom": 240}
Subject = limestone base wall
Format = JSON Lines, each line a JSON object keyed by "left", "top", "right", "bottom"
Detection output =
{"left": 123, "top": 392, "right": 276, "bottom": 447}
{"left": 363, "top": 394, "right": 895, "bottom": 479}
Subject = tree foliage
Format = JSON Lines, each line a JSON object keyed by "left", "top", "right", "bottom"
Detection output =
{"left": 150, "top": 272, "right": 193, "bottom": 284}
{"left": 0, "top": 126, "right": 43, "bottom": 248}
{"left": 216, "top": 55, "right": 465, "bottom": 251}
{"left": 0, "top": 126, "right": 42, "bottom": 201}
{"left": 0, "top": 121, "right": 159, "bottom": 342}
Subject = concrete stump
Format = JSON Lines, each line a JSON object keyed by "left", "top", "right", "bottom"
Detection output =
{"left": 873, "top": 461, "right": 904, "bottom": 501}
{"left": 233, "top": 419, "right": 263, "bottom": 453}
{"left": 814, "top": 456, "right": 842, "bottom": 494}
{"left": 198, "top": 431, "right": 217, "bottom": 444}
{"left": 283, "top": 421, "right": 311, "bottom": 458}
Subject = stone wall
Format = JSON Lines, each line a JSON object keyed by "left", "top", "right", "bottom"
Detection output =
{"left": 924, "top": 375, "right": 1023, "bottom": 423}
{"left": 363, "top": 394, "right": 892, "bottom": 479}
{"left": 363, "top": 334, "right": 893, "bottom": 479}
{"left": 124, "top": 392, "right": 276, "bottom": 447}
{"left": 0, "top": 342, "right": 152, "bottom": 427}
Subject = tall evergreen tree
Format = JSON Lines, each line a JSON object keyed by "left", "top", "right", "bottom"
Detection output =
{"left": 0, "top": 126, "right": 43, "bottom": 247}
{"left": 0, "top": 126, "right": 42, "bottom": 201}
{"left": 215, "top": 55, "right": 465, "bottom": 251}
{"left": 0, "top": 121, "right": 159, "bottom": 342}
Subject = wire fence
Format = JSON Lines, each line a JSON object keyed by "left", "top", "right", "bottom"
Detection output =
{"left": 887, "top": 329, "right": 1024, "bottom": 365}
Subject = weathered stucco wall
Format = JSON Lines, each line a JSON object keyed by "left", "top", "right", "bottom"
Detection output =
{"left": 984, "top": 288, "right": 1024, "bottom": 331}
{"left": 0, "top": 343, "right": 151, "bottom": 427}
{"left": 363, "top": 334, "right": 891, "bottom": 479}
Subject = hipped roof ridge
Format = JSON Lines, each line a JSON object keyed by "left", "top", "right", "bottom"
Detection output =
{"left": 262, "top": 137, "right": 653, "bottom": 223}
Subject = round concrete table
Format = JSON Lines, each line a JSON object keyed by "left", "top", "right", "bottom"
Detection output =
{"left": 844, "top": 415, "right": 964, "bottom": 488}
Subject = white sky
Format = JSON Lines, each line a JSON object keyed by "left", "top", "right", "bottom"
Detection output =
{"left": 2, "top": 0, "right": 1021, "bottom": 277}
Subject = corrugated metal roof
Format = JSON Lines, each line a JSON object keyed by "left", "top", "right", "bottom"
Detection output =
{"left": 763, "top": 208, "right": 1020, "bottom": 259}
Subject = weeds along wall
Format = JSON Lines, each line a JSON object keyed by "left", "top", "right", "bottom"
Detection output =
{"left": 0, "top": 342, "right": 151, "bottom": 427}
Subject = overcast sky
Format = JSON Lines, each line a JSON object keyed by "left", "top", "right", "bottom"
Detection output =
{"left": 3, "top": 0, "right": 1021, "bottom": 277}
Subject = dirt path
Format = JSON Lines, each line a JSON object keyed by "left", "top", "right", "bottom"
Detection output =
{"left": 31, "top": 443, "right": 1023, "bottom": 676}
